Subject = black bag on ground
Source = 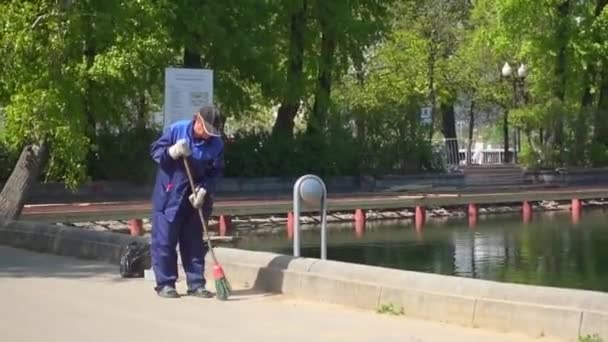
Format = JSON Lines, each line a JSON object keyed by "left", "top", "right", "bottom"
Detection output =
{"left": 119, "top": 241, "right": 151, "bottom": 278}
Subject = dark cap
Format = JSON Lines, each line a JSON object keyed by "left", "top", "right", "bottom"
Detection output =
{"left": 196, "top": 105, "right": 222, "bottom": 137}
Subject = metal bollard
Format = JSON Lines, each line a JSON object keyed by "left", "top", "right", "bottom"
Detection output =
{"left": 293, "top": 175, "right": 328, "bottom": 260}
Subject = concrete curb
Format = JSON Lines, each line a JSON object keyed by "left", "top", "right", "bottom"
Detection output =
{"left": 0, "top": 220, "right": 147, "bottom": 265}
{"left": 2, "top": 220, "right": 607, "bottom": 341}
{"left": 213, "top": 248, "right": 608, "bottom": 341}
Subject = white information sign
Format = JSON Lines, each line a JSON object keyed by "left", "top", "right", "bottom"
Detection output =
{"left": 163, "top": 67, "right": 213, "bottom": 130}
{"left": 420, "top": 106, "right": 432, "bottom": 125}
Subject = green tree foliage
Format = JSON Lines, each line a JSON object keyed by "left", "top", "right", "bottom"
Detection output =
{"left": 163, "top": 0, "right": 284, "bottom": 115}
{"left": 0, "top": 0, "right": 173, "bottom": 187}
{"left": 3, "top": 0, "right": 608, "bottom": 187}
{"left": 473, "top": 0, "right": 608, "bottom": 167}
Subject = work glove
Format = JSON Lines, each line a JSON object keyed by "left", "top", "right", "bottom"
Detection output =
{"left": 168, "top": 139, "right": 191, "bottom": 160}
{"left": 189, "top": 186, "right": 207, "bottom": 209}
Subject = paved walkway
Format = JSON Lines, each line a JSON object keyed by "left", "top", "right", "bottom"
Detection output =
{"left": 20, "top": 185, "right": 606, "bottom": 222}
{"left": 0, "top": 246, "right": 556, "bottom": 342}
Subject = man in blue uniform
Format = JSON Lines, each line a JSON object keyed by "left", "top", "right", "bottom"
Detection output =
{"left": 149, "top": 105, "right": 224, "bottom": 298}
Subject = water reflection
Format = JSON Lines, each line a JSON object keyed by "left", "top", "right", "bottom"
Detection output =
{"left": 238, "top": 208, "right": 608, "bottom": 292}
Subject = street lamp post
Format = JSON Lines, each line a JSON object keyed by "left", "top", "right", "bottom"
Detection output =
{"left": 501, "top": 62, "right": 528, "bottom": 164}
{"left": 515, "top": 64, "right": 528, "bottom": 163}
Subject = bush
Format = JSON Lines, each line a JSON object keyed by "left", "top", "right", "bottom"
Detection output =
{"left": 86, "top": 127, "right": 160, "bottom": 184}
{"left": 223, "top": 113, "right": 438, "bottom": 178}
{"left": 3, "top": 115, "right": 439, "bottom": 184}
{"left": 0, "top": 139, "right": 18, "bottom": 182}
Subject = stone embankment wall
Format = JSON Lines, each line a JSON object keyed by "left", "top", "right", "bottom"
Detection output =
{"left": 12, "top": 167, "right": 608, "bottom": 204}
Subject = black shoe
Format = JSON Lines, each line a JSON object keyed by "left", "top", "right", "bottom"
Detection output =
{"left": 187, "top": 287, "right": 214, "bottom": 298}
{"left": 156, "top": 285, "right": 180, "bottom": 298}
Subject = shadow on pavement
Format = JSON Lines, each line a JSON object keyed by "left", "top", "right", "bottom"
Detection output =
{"left": 0, "top": 245, "right": 298, "bottom": 305}
{"left": 0, "top": 244, "right": 138, "bottom": 282}
{"left": 0, "top": 246, "right": 119, "bottom": 279}
{"left": 223, "top": 288, "right": 278, "bottom": 301}
{"left": 250, "top": 254, "right": 298, "bottom": 294}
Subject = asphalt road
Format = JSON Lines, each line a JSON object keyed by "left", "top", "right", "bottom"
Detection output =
{"left": 0, "top": 245, "right": 556, "bottom": 342}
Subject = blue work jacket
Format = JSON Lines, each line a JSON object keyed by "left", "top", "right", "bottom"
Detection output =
{"left": 150, "top": 119, "right": 224, "bottom": 222}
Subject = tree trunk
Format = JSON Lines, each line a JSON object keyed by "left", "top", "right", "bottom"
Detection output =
{"left": 593, "top": 0, "right": 608, "bottom": 147}
{"left": 539, "top": 128, "right": 544, "bottom": 146}
{"left": 272, "top": 0, "right": 307, "bottom": 139}
{"left": 84, "top": 27, "right": 96, "bottom": 135}
{"left": 427, "top": 39, "right": 437, "bottom": 141}
{"left": 0, "top": 141, "right": 50, "bottom": 221}
{"left": 136, "top": 91, "right": 147, "bottom": 130}
{"left": 597, "top": 71, "right": 608, "bottom": 143}
{"left": 440, "top": 101, "right": 458, "bottom": 166}
{"left": 83, "top": 16, "right": 98, "bottom": 174}
{"left": 467, "top": 100, "right": 475, "bottom": 165}
{"left": 550, "top": 0, "right": 571, "bottom": 161}
{"left": 581, "top": 75, "right": 595, "bottom": 111}
{"left": 184, "top": 46, "right": 202, "bottom": 68}
{"left": 307, "top": 10, "right": 336, "bottom": 137}
{"left": 355, "top": 66, "right": 367, "bottom": 176}
{"left": 573, "top": 71, "right": 594, "bottom": 164}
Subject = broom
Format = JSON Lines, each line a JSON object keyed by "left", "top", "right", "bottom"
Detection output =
{"left": 182, "top": 157, "right": 232, "bottom": 301}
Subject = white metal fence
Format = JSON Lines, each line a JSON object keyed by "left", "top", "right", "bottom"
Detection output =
{"left": 432, "top": 138, "right": 516, "bottom": 168}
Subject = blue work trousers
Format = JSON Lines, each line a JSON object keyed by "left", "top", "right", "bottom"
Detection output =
{"left": 151, "top": 207, "right": 208, "bottom": 291}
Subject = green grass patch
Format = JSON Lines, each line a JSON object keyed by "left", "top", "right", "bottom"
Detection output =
{"left": 376, "top": 303, "right": 405, "bottom": 316}
{"left": 580, "top": 334, "right": 603, "bottom": 342}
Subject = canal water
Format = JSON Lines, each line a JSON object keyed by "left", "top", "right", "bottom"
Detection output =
{"left": 237, "top": 208, "right": 608, "bottom": 292}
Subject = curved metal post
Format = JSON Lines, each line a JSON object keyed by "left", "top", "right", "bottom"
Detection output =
{"left": 319, "top": 180, "right": 327, "bottom": 260}
{"left": 293, "top": 175, "right": 327, "bottom": 260}
{"left": 293, "top": 177, "right": 303, "bottom": 257}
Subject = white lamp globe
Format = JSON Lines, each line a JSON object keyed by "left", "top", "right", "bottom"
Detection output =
{"left": 502, "top": 62, "right": 512, "bottom": 77}
{"left": 299, "top": 178, "right": 324, "bottom": 205}
{"left": 517, "top": 64, "right": 528, "bottom": 78}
